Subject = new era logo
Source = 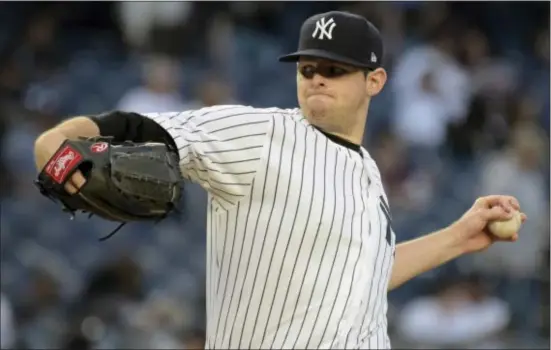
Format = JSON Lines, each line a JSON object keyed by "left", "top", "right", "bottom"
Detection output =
{"left": 312, "top": 17, "right": 336, "bottom": 40}
{"left": 371, "top": 52, "right": 377, "bottom": 63}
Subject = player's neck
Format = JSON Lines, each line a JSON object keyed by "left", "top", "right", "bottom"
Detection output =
{"left": 326, "top": 127, "right": 364, "bottom": 146}
{"left": 307, "top": 119, "right": 366, "bottom": 146}
{"left": 326, "top": 105, "right": 369, "bottom": 146}
{"left": 306, "top": 118, "right": 364, "bottom": 145}
{"left": 310, "top": 115, "right": 366, "bottom": 156}
{"left": 316, "top": 127, "right": 363, "bottom": 154}
{"left": 302, "top": 103, "right": 369, "bottom": 146}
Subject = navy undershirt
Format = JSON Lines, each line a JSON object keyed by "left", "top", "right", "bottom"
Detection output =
{"left": 313, "top": 126, "right": 362, "bottom": 156}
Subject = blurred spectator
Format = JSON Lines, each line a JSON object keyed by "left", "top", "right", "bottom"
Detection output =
{"left": 393, "top": 69, "right": 450, "bottom": 149}
{"left": 459, "top": 27, "right": 519, "bottom": 98}
{"left": 0, "top": 54, "right": 27, "bottom": 197}
{"left": 205, "top": 13, "right": 236, "bottom": 72}
{"left": 61, "top": 333, "right": 92, "bottom": 350}
{"left": 12, "top": 9, "right": 63, "bottom": 83}
{"left": 391, "top": 21, "right": 471, "bottom": 152}
{"left": 443, "top": 26, "right": 527, "bottom": 160}
{"left": 77, "top": 255, "right": 145, "bottom": 305}
{"left": 1, "top": 293, "right": 16, "bottom": 349}
{"left": 372, "top": 131, "right": 435, "bottom": 212}
{"left": 508, "top": 93, "right": 547, "bottom": 132}
{"left": 116, "top": 54, "right": 189, "bottom": 113}
{"left": 445, "top": 93, "right": 510, "bottom": 160}
{"left": 414, "top": 2, "right": 451, "bottom": 40}
{"left": 396, "top": 275, "right": 511, "bottom": 348}
{"left": 66, "top": 256, "right": 147, "bottom": 348}
{"left": 1, "top": 108, "right": 59, "bottom": 198}
{"left": 182, "top": 328, "right": 206, "bottom": 349}
{"left": 226, "top": 2, "right": 286, "bottom": 34}
{"left": 117, "top": 2, "right": 193, "bottom": 54}
{"left": 0, "top": 55, "right": 25, "bottom": 100}
{"left": 524, "top": 27, "right": 550, "bottom": 133}
{"left": 372, "top": 131, "right": 412, "bottom": 206}
{"left": 17, "top": 268, "right": 67, "bottom": 349}
{"left": 121, "top": 293, "right": 190, "bottom": 349}
{"left": 192, "top": 74, "right": 237, "bottom": 108}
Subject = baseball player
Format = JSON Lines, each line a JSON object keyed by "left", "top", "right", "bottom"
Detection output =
{"left": 34, "top": 11, "right": 525, "bottom": 349}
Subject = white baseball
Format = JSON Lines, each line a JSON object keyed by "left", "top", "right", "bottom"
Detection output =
{"left": 488, "top": 210, "right": 522, "bottom": 238}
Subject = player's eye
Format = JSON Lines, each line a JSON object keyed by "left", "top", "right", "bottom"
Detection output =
{"left": 299, "top": 64, "right": 355, "bottom": 79}
{"left": 325, "top": 66, "right": 351, "bottom": 77}
{"left": 299, "top": 65, "right": 317, "bottom": 79}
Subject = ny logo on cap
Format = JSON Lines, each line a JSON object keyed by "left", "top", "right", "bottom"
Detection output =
{"left": 312, "top": 17, "right": 336, "bottom": 40}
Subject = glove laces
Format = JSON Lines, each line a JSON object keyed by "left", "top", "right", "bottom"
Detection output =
{"left": 99, "top": 222, "right": 127, "bottom": 241}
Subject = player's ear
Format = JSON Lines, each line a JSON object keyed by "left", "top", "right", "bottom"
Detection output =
{"left": 365, "top": 68, "right": 387, "bottom": 97}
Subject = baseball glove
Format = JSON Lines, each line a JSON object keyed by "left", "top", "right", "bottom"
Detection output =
{"left": 35, "top": 136, "right": 182, "bottom": 239}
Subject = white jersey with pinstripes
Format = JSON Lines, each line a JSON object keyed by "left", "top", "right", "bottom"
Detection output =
{"left": 144, "top": 105, "right": 397, "bottom": 349}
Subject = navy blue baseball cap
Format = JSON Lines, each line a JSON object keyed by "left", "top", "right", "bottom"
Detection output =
{"left": 279, "top": 11, "right": 384, "bottom": 70}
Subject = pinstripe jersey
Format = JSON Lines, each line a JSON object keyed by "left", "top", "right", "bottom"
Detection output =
{"left": 145, "top": 105, "right": 397, "bottom": 349}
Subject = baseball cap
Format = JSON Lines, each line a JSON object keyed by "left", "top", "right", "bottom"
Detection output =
{"left": 278, "top": 11, "right": 384, "bottom": 70}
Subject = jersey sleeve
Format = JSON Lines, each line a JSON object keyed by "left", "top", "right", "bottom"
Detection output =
{"left": 143, "top": 105, "right": 275, "bottom": 209}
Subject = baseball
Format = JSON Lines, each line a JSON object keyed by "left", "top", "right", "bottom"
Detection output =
{"left": 488, "top": 210, "right": 522, "bottom": 238}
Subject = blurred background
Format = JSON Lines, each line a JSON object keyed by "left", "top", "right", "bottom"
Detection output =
{"left": 0, "top": 1, "right": 549, "bottom": 349}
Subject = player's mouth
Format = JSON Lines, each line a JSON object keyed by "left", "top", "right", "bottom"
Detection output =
{"left": 308, "top": 92, "right": 333, "bottom": 99}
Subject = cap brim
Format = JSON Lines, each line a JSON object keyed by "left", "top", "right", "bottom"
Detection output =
{"left": 278, "top": 49, "right": 373, "bottom": 69}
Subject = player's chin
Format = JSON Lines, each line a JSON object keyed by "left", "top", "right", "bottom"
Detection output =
{"left": 307, "top": 97, "right": 333, "bottom": 115}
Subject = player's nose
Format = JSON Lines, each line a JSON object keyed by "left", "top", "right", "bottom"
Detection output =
{"left": 310, "top": 72, "right": 327, "bottom": 87}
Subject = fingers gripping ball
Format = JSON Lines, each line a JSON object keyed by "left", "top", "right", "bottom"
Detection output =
{"left": 487, "top": 210, "right": 522, "bottom": 239}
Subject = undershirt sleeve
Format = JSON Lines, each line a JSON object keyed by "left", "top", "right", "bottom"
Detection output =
{"left": 88, "top": 111, "right": 177, "bottom": 150}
